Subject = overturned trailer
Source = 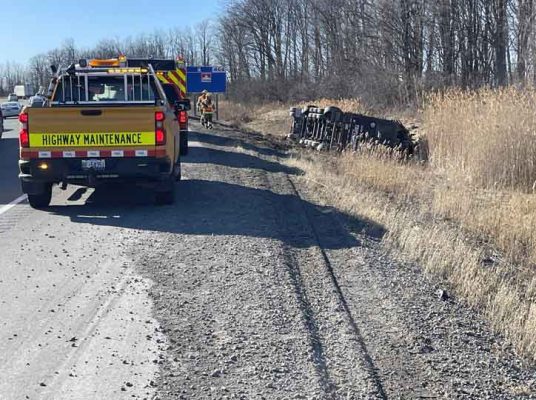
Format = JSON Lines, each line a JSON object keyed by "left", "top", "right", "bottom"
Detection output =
{"left": 289, "top": 105, "right": 415, "bottom": 153}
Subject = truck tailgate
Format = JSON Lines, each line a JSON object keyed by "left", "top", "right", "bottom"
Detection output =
{"left": 26, "top": 107, "right": 156, "bottom": 150}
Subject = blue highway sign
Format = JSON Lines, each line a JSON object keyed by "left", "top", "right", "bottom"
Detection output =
{"left": 187, "top": 66, "right": 227, "bottom": 93}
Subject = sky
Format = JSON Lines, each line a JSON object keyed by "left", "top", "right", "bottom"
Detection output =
{"left": 1, "top": 0, "right": 222, "bottom": 64}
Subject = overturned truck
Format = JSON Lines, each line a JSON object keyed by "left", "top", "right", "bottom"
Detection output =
{"left": 289, "top": 105, "right": 415, "bottom": 154}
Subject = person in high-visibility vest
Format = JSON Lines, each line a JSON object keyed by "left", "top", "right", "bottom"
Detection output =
{"left": 200, "top": 94, "right": 214, "bottom": 129}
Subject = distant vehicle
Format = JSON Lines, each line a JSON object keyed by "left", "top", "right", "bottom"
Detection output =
{"left": 28, "top": 95, "right": 46, "bottom": 107}
{"left": 14, "top": 84, "right": 34, "bottom": 99}
{"left": 7, "top": 93, "right": 17, "bottom": 102}
{"left": 1, "top": 101, "right": 22, "bottom": 118}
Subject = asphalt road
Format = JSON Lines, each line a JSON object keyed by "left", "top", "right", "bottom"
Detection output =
{"left": 0, "top": 116, "right": 23, "bottom": 207}
{"left": 0, "top": 122, "right": 535, "bottom": 399}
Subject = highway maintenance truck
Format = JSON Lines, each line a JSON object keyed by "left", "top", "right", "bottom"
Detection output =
{"left": 19, "top": 56, "right": 189, "bottom": 208}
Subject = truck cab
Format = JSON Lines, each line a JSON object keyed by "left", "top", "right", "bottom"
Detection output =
{"left": 19, "top": 57, "right": 183, "bottom": 208}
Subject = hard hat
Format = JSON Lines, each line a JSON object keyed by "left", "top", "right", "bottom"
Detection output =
{"left": 202, "top": 90, "right": 208, "bottom": 94}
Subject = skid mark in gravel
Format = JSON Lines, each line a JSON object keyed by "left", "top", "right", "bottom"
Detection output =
{"left": 285, "top": 177, "right": 387, "bottom": 399}
{"left": 133, "top": 142, "right": 323, "bottom": 398}
{"left": 262, "top": 171, "right": 386, "bottom": 399}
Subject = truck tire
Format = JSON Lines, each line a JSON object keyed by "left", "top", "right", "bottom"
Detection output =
{"left": 27, "top": 184, "right": 52, "bottom": 209}
{"left": 180, "top": 131, "right": 188, "bottom": 156}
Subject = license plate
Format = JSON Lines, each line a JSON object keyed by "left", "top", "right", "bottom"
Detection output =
{"left": 81, "top": 159, "right": 106, "bottom": 171}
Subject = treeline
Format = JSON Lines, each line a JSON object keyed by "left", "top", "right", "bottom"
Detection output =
{"left": 219, "top": 0, "right": 536, "bottom": 104}
{"left": 0, "top": 23, "right": 214, "bottom": 96}
{"left": 2, "top": 1, "right": 536, "bottom": 105}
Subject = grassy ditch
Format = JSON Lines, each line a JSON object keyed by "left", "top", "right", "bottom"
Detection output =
{"left": 219, "top": 91, "right": 536, "bottom": 363}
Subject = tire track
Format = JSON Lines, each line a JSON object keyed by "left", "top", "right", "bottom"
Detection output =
{"left": 219, "top": 134, "right": 388, "bottom": 398}
{"left": 280, "top": 246, "right": 338, "bottom": 397}
{"left": 286, "top": 176, "right": 388, "bottom": 400}
{"left": 243, "top": 157, "right": 387, "bottom": 399}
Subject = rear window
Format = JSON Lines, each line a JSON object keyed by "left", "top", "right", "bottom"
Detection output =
{"left": 53, "top": 74, "right": 160, "bottom": 103}
{"left": 162, "top": 84, "right": 180, "bottom": 104}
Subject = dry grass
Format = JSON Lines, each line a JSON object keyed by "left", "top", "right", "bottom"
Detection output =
{"left": 219, "top": 100, "right": 289, "bottom": 137}
{"left": 224, "top": 89, "right": 536, "bottom": 362}
{"left": 288, "top": 151, "right": 536, "bottom": 363}
{"left": 425, "top": 88, "right": 536, "bottom": 191}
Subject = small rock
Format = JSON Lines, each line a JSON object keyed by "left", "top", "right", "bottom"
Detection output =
{"left": 436, "top": 289, "right": 449, "bottom": 301}
{"left": 211, "top": 369, "right": 222, "bottom": 378}
{"left": 420, "top": 344, "right": 435, "bottom": 354}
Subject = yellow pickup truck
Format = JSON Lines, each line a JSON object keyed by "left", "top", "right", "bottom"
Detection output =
{"left": 19, "top": 57, "right": 186, "bottom": 208}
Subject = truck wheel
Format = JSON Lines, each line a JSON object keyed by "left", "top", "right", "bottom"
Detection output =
{"left": 27, "top": 184, "right": 52, "bottom": 209}
{"left": 180, "top": 131, "right": 188, "bottom": 156}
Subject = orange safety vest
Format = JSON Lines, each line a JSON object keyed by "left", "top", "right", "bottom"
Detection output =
{"left": 202, "top": 103, "right": 214, "bottom": 113}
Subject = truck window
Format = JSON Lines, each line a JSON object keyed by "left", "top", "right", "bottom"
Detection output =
{"left": 88, "top": 76, "right": 126, "bottom": 101}
{"left": 53, "top": 76, "right": 87, "bottom": 103}
{"left": 162, "top": 84, "right": 180, "bottom": 105}
{"left": 53, "top": 74, "right": 160, "bottom": 103}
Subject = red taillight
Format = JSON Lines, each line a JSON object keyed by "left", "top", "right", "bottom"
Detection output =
{"left": 179, "top": 111, "right": 188, "bottom": 124}
{"left": 156, "top": 128, "right": 166, "bottom": 145}
{"left": 155, "top": 111, "right": 166, "bottom": 145}
{"left": 155, "top": 111, "right": 165, "bottom": 122}
{"left": 19, "top": 112, "right": 29, "bottom": 148}
{"left": 20, "top": 129, "right": 29, "bottom": 148}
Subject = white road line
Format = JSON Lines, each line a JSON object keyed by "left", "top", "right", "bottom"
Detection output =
{"left": 0, "top": 194, "right": 27, "bottom": 216}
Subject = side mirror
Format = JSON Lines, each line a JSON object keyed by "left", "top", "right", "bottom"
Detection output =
{"left": 174, "top": 99, "right": 191, "bottom": 111}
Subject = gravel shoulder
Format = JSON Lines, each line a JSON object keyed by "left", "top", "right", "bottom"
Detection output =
{"left": 133, "top": 123, "right": 536, "bottom": 399}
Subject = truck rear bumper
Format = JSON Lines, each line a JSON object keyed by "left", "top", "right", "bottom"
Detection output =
{"left": 19, "top": 157, "right": 172, "bottom": 193}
